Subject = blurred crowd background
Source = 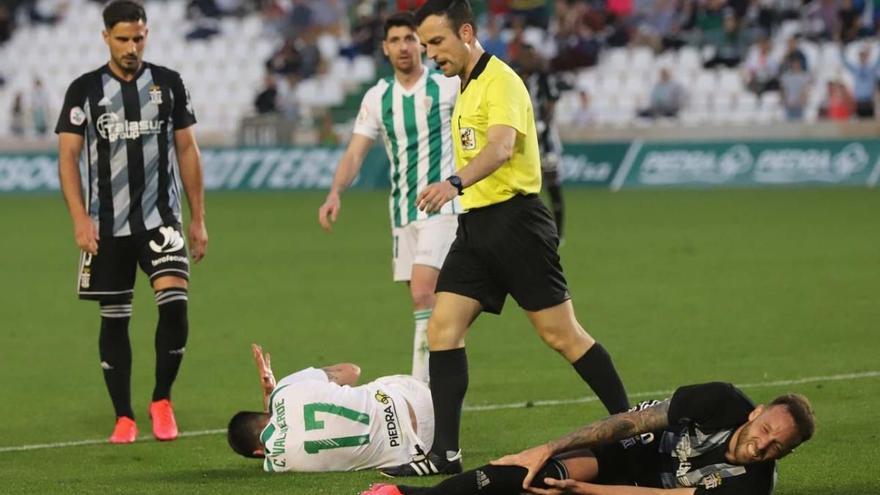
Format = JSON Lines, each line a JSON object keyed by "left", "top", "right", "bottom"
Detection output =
{"left": 3, "top": 0, "right": 880, "bottom": 145}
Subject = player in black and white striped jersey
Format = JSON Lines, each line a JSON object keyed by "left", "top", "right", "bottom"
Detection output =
{"left": 56, "top": 0, "right": 208, "bottom": 444}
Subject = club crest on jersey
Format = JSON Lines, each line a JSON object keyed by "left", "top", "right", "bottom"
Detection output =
{"left": 423, "top": 96, "right": 434, "bottom": 112}
{"left": 149, "top": 85, "right": 163, "bottom": 105}
{"left": 460, "top": 127, "right": 476, "bottom": 150}
{"left": 374, "top": 391, "right": 391, "bottom": 405}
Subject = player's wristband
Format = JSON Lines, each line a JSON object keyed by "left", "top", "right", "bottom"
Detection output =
{"left": 446, "top": 175, "right": 464, "bottom": 195}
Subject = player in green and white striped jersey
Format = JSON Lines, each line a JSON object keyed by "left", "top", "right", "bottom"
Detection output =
{"left": 319, "top": 12, "right": 460, "bottom": 383}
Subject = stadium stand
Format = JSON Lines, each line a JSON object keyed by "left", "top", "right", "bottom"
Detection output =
{"left": 1, "top": 0, "right": 880, "bottom": 145}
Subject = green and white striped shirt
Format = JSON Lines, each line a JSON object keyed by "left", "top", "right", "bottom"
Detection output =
{"left": 353, "top": 66, "right": 461, "bottom": 228}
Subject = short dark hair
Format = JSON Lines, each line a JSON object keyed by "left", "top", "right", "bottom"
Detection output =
{"left": 103, "top": 0, "right": 147, "bottom": 30}
{"left": 227, "top": 411, "right": 269, "bottom": 458}
{"left": 415, "top": 0, "right": 476, "bottom": 36}
{"left": 384, "top": 11, "right": 417, "bottom": 39}
{"left": 770, "top": 393, "right": 815, "bottom": 446}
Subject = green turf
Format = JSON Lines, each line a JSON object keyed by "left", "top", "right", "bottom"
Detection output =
{"left": 1, "top": 188, "right": 878, "bottom": 494}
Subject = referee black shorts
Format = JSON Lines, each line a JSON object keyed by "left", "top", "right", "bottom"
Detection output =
{"left": 77, "top": 224, "right": 190, "bottom": 302}
{"left": 436, "top": 194, "right": 570, "bottom": 314}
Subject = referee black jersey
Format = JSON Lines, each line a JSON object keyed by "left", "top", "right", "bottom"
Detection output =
{"left": 55, "top": 62, "right": 197, "bottom": 238}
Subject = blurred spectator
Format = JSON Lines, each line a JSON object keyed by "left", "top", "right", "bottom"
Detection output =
{"left": 311, "top": 0, "right": 347, "bottom": 33}
{"left": 552, "top": 23, "right": 601, "bottom": 70}
{"left": 695, "top": 0, "right": 727, "bottom": 42}
{"left": 254, "top": 73, "right": 279, "bottom": 114}
{"left": 26, "top": 0, "right": 68, "bottom": 25}
{"left": 510, "top": 0, "right": 550, "bottom": 29}
{"left": 837, "top": 0, "right": 861, "bottom": 44}
{"left": 267, "top": 37, "right": 304, "bottom": 76}
{"left": 637, "top": 67, "right": 686, "bottom": 118}
{"left": 743, "top": 37, "right": 780, "bottom": 95}
{"left": 287, "top": 0, "right": 315, "bottom": 34}
{"left": 296, "top": 31, "right": 323, "bottom": 79}
{"left": 506, "top": 17, "right": 529, "bottom": 62}
{"left": 806, "top": 0, "right": 841, "bottom": 40}
{"left": 633, "top": 0, "right": 684, "bottom": 52}
{"left": 11, "top": 92, "right": 25, "bottom": 136}
{"left": 820, "top": 80, "right": 855, "bottom": 120}
{"left": 780, "top": 35, "right": 808, "bottom": 72}
{"left": 0, "top": 6, "right": 14, "bottom": 45}
{"left": 607, "top": 0, "right": 635, "bottom": 18}
{"left": 31, "top": 78, "right": 50, "bottom": 136}
{"left": 703, "top": 13, "right": 748, "bottom": 68}
{"left": 840, "top": 44, "right": 880, "bottom": 118}
{"left": 482, "top": 15, "right": 509, "bottom": 59}
{"left": 779, "top": 57, "right": 811, "bottom": 120}
{"left": 186, "top": 0, "right": 222, "bottom": 40}
{"left": 342, "top": 1, "right": 383, "bottom": 58}
{"left": 397, "top": 0, "right": 427, "bottom": 10}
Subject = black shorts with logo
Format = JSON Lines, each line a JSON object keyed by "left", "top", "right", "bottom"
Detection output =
{"left": 436, "top": 194, "right": 570, "bottom": 314}
{"left": 77, "top": 224, "right": 190, "bottom": 302}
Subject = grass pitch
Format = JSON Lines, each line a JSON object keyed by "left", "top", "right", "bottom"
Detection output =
{"left": 0, "top": 188, "right": 878, "bottom": 494}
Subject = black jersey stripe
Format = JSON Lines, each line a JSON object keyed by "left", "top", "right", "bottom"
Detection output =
{"left": 92, "top": 74, "right": 115, "bottom": 239}
{"left": 156, "top": 75, "right": 175, "bottom": 226}
{"left": 122, "top": 77, "right": 146, "bottom": 235}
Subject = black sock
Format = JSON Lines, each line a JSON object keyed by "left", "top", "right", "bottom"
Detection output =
{"left": 572, "top": 343, "right": 630, "bottom": 414}
{"left": 98, "top": 302, "right": 134, "bottom": 419}
{"left": 399, "top": 460, "right": 568, "bottom": 495}
{"left": 429, "top": 348, "right": 468, "bottom": 456}
{"left": 152, "top": 288, "right": 188, "bottom": 401}
{"left": 547, "top": 183, "right": 564, "bottom": 239}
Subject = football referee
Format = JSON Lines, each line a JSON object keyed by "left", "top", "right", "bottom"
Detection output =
{"left": 381, "top": 0, "right": 629, "bottom": 477}
{"left": 56, "top": 0, "right": 207, "bottom": 444}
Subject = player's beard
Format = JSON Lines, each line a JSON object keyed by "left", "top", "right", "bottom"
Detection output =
{"left": 731, "top": 421, "right": 763, "bottom": 464}
{"left": 114, "top": 54, "right": 142, "bottom": 75}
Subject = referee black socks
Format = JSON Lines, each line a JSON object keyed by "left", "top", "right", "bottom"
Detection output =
{"left": 152, "top": 288, "right": 188, "bottom": 402}
{"left": 428, "top": 348, "right": 469, "bottom": 457}
{"left": 99, "top": 302, "right": 134, "bottom": 419}
{"left": 572, "top": 343, "right": 630, "bottom": 414}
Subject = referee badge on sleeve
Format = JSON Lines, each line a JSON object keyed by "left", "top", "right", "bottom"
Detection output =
{"left": 460, "top": 127, "right": 476, "bottom": 150}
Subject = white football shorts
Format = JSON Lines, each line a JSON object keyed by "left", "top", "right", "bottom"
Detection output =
{"left": 391, "top": 214, "right": 458, "bottom": 282}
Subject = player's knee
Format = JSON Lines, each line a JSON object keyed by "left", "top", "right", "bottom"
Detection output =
{"left": 427, "top": 316, "right": 466, "bottom": 349}
{"left": 536, "top": 321, "right": 590, "bottom": 356}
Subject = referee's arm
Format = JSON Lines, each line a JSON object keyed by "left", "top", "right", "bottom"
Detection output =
{"left": 58, "top": 132, "right": 98, "bottom": 255}
{"left": 417, "top": 124, "right": 516, "bottom": 212}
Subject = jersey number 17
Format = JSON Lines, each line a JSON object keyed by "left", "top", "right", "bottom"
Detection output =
{"left": 303, "top": 402, "right": 371, "bottom": 454}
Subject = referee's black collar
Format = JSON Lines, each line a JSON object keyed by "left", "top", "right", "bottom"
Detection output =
{"left": 462, "top": 52, "right": 493, "bottom": 92}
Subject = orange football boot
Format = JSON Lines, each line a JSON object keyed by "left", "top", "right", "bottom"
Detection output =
{"left": 149, "top": 399, "right": 179, "bottom": 441}
{"left": 109, "top": 416, "right": 138, "bottom": 444}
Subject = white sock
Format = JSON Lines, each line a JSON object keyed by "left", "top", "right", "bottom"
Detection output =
{"left": 412, "top": 309, "right": 432, "bottom": 383}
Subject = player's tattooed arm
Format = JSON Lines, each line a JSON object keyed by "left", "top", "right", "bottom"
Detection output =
{"left": 548, "top": 400, "right": 671, "bottom": 454}
{"left": 494, "top": 400, "right": 672, "bottom": 489}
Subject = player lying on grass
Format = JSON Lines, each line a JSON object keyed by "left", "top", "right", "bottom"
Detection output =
{"left": 227, "top": 345, "right": 434, "bottom": 473}
{"left": 364, "top": 382, "right": 815, "bottom": 495}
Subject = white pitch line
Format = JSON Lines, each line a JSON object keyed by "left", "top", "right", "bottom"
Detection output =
{"left": 2, "top": 371, "right": 878, "bottom": 454}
